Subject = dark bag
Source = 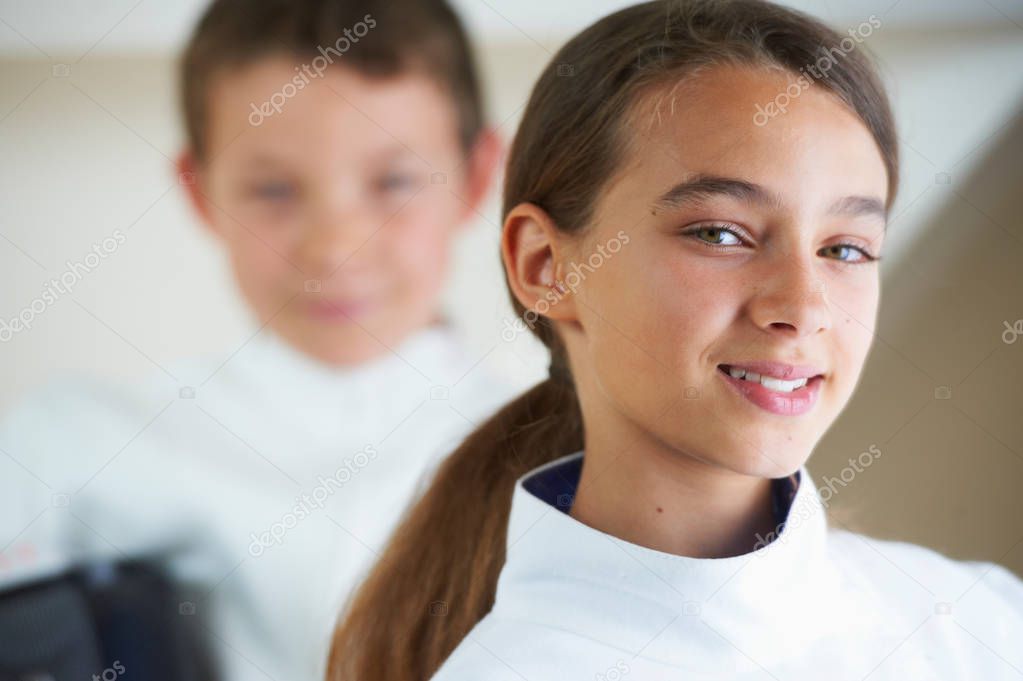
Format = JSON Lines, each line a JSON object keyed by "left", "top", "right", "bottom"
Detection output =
{"left": 0, "top": 561, "right": 215, "bottom": 681}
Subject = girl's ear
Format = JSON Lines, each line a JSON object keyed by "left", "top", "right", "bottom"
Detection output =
{"left": 501, "top": 203, "right": 579, "bottom": 324}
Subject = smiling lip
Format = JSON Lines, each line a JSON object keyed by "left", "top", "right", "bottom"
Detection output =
{"left": 718, "top": 361, "right": 824, "bottom": 381}
{"left": 716, "top": 363, "right": 825, "bottom": 416}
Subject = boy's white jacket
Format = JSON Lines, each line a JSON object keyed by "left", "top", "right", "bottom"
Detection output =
{"left": 433, "top": 452, "right": 1023, "bottom": 681}
{"left": 0, "top": 324, "right": 517, "bottom": 681}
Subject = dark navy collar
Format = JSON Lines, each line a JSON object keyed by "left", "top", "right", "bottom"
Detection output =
{"left": 523, "top": 453, "right": 801, "bottom": 527}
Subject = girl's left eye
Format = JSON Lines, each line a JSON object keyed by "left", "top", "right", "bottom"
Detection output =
{"left": 818, "top": 243, "right": 877, "bottom": 263}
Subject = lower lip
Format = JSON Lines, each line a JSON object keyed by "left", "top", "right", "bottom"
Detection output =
{"left": 716, "top": 366, "right": 823, "bottom": 416}
{"left": 305, "top": 299, "right": 375, "bottom": 322}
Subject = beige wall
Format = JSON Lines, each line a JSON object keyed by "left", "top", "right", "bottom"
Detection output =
{"left": 816, "top": 106, "right": 1023, "bottom": 577}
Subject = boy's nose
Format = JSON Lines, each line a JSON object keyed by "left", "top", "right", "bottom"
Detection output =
{"left": 297, "top": 211, "right": 378, "bottom": 277}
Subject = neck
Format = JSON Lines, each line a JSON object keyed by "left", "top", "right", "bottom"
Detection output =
{"left": 570, "top": 430, "right": 779, "bottom": 559}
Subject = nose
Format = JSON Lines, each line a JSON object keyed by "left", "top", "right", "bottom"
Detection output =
{"left": 747, "top": 259, "right": 832, "bottom": 337}
{"left": 296, "top": 197, "right": 377, "bottom": 278}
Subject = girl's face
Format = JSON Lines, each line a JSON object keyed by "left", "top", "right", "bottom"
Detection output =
{"left": 559, "top": 65, "right": 889, "bottom": 477}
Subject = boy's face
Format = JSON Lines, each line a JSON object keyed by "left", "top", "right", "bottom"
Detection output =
{"left": 182, "top": 58, "right": 494, "bottom": 366}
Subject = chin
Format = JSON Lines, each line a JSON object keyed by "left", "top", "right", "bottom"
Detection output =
{"left": 713, "top": 438, "right": 811, "bottom": 479}
{"left": 309, "top": 338, "right": 391, "bottom": 366}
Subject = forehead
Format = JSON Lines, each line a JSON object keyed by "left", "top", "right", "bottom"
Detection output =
{"left": 614, "top": 64, "right": 889, "bottom": 214}
{"left": 203, "top": 56, "right": 459, "bottom": 167}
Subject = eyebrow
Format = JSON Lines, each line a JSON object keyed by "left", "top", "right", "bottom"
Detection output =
{"left": 651, "top": 174, "right": 887, "bottom": 223}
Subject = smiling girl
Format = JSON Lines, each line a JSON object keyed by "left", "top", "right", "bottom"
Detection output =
{"left": 328, "top": 1, "right": 1023, "bottom": 679}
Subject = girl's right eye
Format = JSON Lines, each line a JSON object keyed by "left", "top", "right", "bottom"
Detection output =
{"left": 680, "top": 223, "right": 746, "bottom": 248}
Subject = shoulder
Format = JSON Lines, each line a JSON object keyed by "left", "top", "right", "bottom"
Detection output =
{"left": 428, "top": 326, "right": 534, "bottom": 412}
{"left": 430, "top": 613, "right": 666, "bottom": 681}
{"left": 1, "top": 344, "right": 239, "bottom": 448}
{"left": 0, "top": 375, "right": 170, "bottom": 486}
{"left": 827, "top": 527, "right": 1023, "bottom": 614}
{"left": 448, "top": 359, "right": 528, "bottom": 422}
{"left": 429, "top": 614, "right": 557, "bottom": 680}
{"left": 2, "top": 375, "right": 153, "bottom": 440}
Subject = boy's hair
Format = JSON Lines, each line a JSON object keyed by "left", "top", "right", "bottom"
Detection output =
{"left": 328, "top": 1, "right": 899, "bottom": 680}
{"left": 180, "top": 0, "right": 485, "bottom": 161}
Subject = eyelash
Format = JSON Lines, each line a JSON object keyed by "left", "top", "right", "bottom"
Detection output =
{"left": 680, "top": 223, "right": 881, "bottom": 264}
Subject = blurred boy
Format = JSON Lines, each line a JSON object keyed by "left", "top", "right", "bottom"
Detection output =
{"left": 0, "top": 1, "right": 513, "bottom": 679}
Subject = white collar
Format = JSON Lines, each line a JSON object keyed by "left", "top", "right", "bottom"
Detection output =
{"left": 494, "top": 451, "right": 847, "bottom": 669}
{"left": 190, "top": 322, "right": 472, "bottom": 440}
{"left": 220, "top": 322, "right": 469, "bottom": 400}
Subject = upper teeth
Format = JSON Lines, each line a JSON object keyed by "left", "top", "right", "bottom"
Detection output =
{"left": 727, "top": 366, "right": 809, "bottom": 392}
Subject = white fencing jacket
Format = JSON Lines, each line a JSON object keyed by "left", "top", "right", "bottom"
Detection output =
{"left": 433, "top": 451, "right": 1023, "bottom": 681}
{"left": 0, "top": 324, "right": 516, "bottom": 681}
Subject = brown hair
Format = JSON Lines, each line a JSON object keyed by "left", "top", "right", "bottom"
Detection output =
{"left": 328, "top": 1, "right": 899, "bottom": 678}
{"left": 179, "top": 0, "right": 484, "bottom": 161}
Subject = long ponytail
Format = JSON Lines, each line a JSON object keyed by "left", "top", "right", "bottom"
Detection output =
{"left": 328, "top": 2, "right": 899, "bottom": 678}
{"left": 327, "top": 369, "right": 581, "bottom": 679}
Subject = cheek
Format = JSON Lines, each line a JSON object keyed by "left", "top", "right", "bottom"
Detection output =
{"left": 383, "top": 212, "right": 456, "bottom": 293}
{"left": 581, "top": 245, "right": 740, "bottom": 392}
{"left": 228, "top": 238, "right": 294, "bottom": 294}
{"left": 591, "top": 247, "right": 743, "bottom": 367}
{"left": 829, "top": 272, "right": 879, "bottom": 341}
{"left": 808, "top": 273, "right": 879, "bottom": 416}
